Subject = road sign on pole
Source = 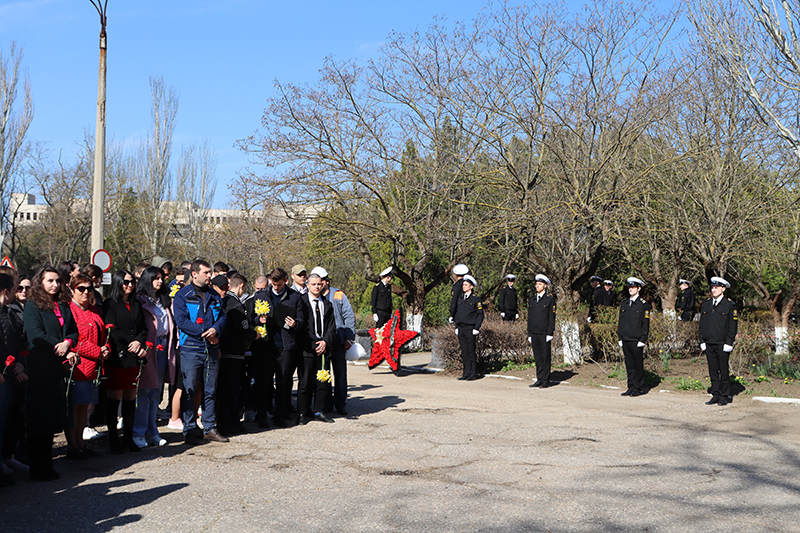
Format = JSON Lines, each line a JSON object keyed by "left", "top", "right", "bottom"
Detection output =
{"left": 0, "top": 256, "right": 14, "bottom": 269}
{"left": 91, "top": 249, "right": 112, "bottom": 272}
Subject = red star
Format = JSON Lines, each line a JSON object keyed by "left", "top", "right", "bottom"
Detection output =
{"left": 368, "top": 310, "right": 418, "bottom": 371}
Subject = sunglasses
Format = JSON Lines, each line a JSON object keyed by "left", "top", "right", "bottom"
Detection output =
{"left": 122, "top": 279, "right": 135, "bottom": 286}
{"left": 16, "top": 286, "right": 29, "bottom": 293}
{"left": 74, "top": 285, "right": 92, "bottom": 293}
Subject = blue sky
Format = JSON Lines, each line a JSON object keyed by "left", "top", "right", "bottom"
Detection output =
{"left": 1, "top": 1, "right": 680, "bottom": 207}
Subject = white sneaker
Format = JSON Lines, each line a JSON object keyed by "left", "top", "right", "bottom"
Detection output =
{"left": 146, "top": 435, "right": 167, "bottom": 447}
{"left": 131, "top": 436, "right": 148, "bottom": 449}
{"left": 83, "top": 427, "right": 106, "bottom": 440}
{"left": 4, "top": 458, "right": 29, "bottom": 473}
{"left": 116, "top": 418, "right": 123, "bottom": 430}
{"left": 167, "top": 418, "right": 183, "bottom": 431}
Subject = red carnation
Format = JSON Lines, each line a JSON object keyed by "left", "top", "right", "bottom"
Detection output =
{"left": 156, "top": 344, "right": 164, "bottom": 351}
{"left": 5, "top": 355, "right": 14, "bottom": 367}
{"left": 145, "top": 341, "right": 154, "bottom": 350}
{"left": 196, "top": 317, "right": 204, "bottom": 324}
{"left": 106, "top": 324, "right": 115, "bottom": 331}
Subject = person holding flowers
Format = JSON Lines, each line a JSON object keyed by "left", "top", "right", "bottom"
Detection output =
{"left": 103, "top": 271, "right": 148, "bottom": 453}
{"left": 23, "top": 266, "right": 79, "bottom": 481}
{"left": 297, "top": 271, "right": 335, "bottom": 425}
{"left": 134, "top": 266, "right": 176, "bottom": 447}
{"left": 65, "top": 274, "right": 108, "bottom": 459}
{"left": 217, "top": 273, "right": 259, "bottom": 436}
{"left": 172, "top": 260, "right": 227, "bottom": 444}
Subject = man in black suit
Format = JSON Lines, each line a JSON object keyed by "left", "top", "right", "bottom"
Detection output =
{"left": 617, "top": 277, "right": 650, "bottom": 397}
{"left": 297, "top": 271, "right": 336, "bottom": 424}
{"left": 699, "top": 276, "right": 738, "bottom": 406}
{"left": 527, "top": 274, "right": 556, "bottom": 388}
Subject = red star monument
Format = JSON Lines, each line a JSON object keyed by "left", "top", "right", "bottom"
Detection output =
{"left": 368, "top": 310, "right": 418, "bottom": 371}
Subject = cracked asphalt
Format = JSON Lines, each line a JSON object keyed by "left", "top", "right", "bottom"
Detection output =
{"left": 4, "top": 353, "right": 800, "bottom": 532}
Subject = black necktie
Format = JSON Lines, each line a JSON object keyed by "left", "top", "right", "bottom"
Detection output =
{"left": 314, "top": 299, "right": 322, "bottom": 337}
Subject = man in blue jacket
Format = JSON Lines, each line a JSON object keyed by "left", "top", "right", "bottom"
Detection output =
{"left": 173, "top": 259, "right": 227, "bottom": 444}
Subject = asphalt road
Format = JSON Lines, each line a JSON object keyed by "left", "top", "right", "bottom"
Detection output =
{"left": 3, "top": 354, "right": 800, "bottom": 532}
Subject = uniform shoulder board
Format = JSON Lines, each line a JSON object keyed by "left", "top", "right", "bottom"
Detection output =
{"left": 334, "top": 290, "right": 344, "bottom": 300}
{"left": 644, "top": 310, "right": 650, "bottom": 319}
{"left": 476, "top": 301, "right": 483, "bottom": 310}
{"left": 733, "top": 309, "right": 739, "bottom": 320}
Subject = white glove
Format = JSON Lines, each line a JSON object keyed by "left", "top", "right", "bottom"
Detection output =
{"left": 448, "top": 317, "right": 454, "bottom": 324}
{"left": 372, "top": 314, "right": 378, "bottom": 322}
{"left": 515, "top": 314, "right": 519, "bottom": 319}
{"left": 588, "top": 317, "right": 593, "bottom": 323}
{"left": 546, "top": 335, "right": 553, "bottom": 342}
{"left": 454, "top": 328, "right": 459, "bottom": 335}
{"left": 527, "top": 336, "right": 531, "bottom": 343}
{"left": 618, "top": 341, "right": 623, "bottom": 347}
{"left": 500, "top": 312, "right": 505, "bottom": 318}
{"left": 700, "top": 343, "right": 706, "bottom": 351}
{"left": 472, "top": 329, "right": 479, "bottom": 336}
{"left": 637, "top": 342, "right": 645, "bottom": 348}
{"left": 723, "top": 344, "right": 733, "bottom": 352}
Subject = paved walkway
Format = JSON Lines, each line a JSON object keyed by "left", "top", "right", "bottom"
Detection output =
{"left": 4, "top": 353, "right": 800, "bottom": 532}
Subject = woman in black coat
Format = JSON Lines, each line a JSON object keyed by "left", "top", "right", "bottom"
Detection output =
{"left": 23, "top": 266, "right": 79, "bottom": 481}
{"left": 102, "top": 270, "right": 148, "bottom": 453}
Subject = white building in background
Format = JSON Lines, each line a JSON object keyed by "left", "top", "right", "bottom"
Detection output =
{"left": 9, "top": 193, "right": 315, "bottom": 228}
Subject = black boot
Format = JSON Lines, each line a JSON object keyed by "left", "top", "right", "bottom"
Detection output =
{"left": 106, "top": 398, "right": 123, "bottom": 454}
{"left": 121, "top": 399, "right": 140, "bottom": 453}
{"left": 43, "top": 435, "right": 59, "bottom": 480}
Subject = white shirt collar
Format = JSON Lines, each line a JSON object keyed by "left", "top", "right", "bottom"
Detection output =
{"left": 630, "top": 294, "right": 639, "bottom": 303}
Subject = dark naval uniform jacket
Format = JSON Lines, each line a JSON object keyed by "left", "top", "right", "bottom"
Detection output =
{"left": 497, "top": 285, "right": 518, "bottom": 318}
{"left": 454, "top": 293, "right": 484, "bottom": 329}
{"left": 527, "top": 292, "right": 556, "bottom": 336}
{"left": 371, "top": 281, "right": 393, "bottom": 327}
{"left": 449, "top": 279, "right": 465, "bottom": 320}
{"left": 617, "top": 296, "right": 650, "bottom": 343}
{"left": 677, "top": 288, "right": 696, "bottom": 322}
{"left": 699, "top": 297, "right": 738, "bottom": 345}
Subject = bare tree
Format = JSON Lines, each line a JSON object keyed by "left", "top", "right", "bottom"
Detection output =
{"left": 136, "top": 76, "right": 178, "bottom": 257}
{"left": 174, "top": 140, "right": 217, "bottom": 257}
{"left": 690, "top": 0, "right": 800, "bottom": 159}
{"left": 0, "top": 42, "right": 33, "bottom": 254}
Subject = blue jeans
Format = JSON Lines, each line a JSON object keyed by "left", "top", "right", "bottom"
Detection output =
{"left": 133, "top": 346, "right": 167, "bottom": 438}
{"left": 180, "top": 340, "right": 220, "bottom": 435}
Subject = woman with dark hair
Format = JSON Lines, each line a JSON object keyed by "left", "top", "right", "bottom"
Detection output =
{"left": 132, "top": 266, "right": 175, "bottom": 447}
{"left": 0, "top": 273, "right": 19, "bottom": 486}
{"left": 57, "top": 260, "right": 80, "bottom": 290}
{"left": 102, "top": 270, "right": 147, "bottom": 453}
{"left": 23, "top": 266, "right": 79, "bottom": 481}
{"left": 66, "top": 274, "right": 108, "bottom": 459}
{"left": 3, "top": 274, "right": 29, "bottom": 475}
{"left": 82, "top": 264, "right": 105, "bottom": 307}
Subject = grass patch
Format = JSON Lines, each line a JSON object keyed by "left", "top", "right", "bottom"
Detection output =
{"left": 673, "top": 377, "right": 705, "bottom": 391}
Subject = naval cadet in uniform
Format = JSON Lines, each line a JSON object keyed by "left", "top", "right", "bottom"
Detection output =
{"left": 448, "top": 264, "right": 469, "bottom": 324}
{"left": 371, "top": 267, "right": 393, "bottom": 328}
{"left": 699, "top": 276, "right": 738, "bottom": 406}
{"left": 677, "top": 279, "right": 696, "bottom": 322}
{"left": 588, "top": 276, "right": 604, "bottom": 322}
{"left": 527, "top": 274, "right": 556, "bottom": 388}
{"left": 617, "top": 277, "right": 650, "bottom": 397}
{"left": 497, "top": 274, "right": 519, "bottom": 322}
{"left": 454, "top": 275, "right": 484, "bottom": 381}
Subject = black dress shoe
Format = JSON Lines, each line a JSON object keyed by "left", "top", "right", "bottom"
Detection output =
{"left": 297, "top": 414, "right": 309, "bottom": 425}
{"left": 184, "top": 432, "right": 204, "bottom": 445}
{"left": 457, "top": 376, "right": 468, "bottom": 381}
{"left": 203, "top": 429, "right": 230, "bottom": 443}
{"left": 706, "top": 396, "right": 720, "bottom": 405}
{"left": 122, "top": 439, "right": 141, "bottom": 453}
{"left": 539, "top": 382, "right": 549, "bottom": 389}
{"left": 257, "top": 419, "right": 271, "bottom": 429}
{"left": 718, "top": 397, "right": 729, "bottom": 406}
{"left": 272, "top": 417, "right": 288, "bottom": 428}
{"left": 335, "top": 406, "right": 348, "bottom": 416}
{"left": 621, "top": 389, "right": 632, "bottom": 396}
{"left": 314, "top": 412, "right": 335, "bottom": 423}
{"left": 529, "top": 382, "right": 540, "bottom": 388}
{"left": 629, "top": 389, "right": 642, "bottom": 397}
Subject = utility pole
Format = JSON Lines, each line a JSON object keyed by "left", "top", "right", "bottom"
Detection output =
{"left": 90, "top": 1, "right": 108, "bottom": 256}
